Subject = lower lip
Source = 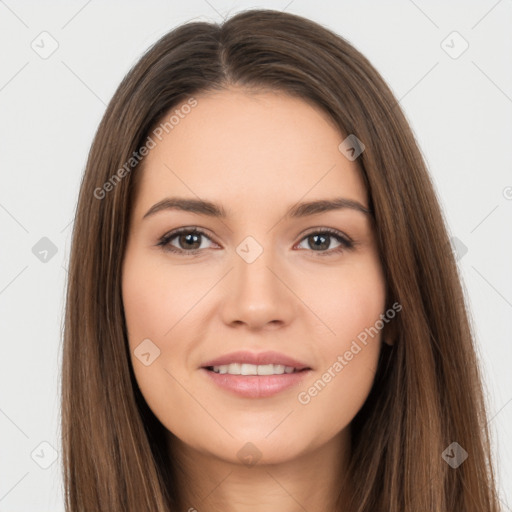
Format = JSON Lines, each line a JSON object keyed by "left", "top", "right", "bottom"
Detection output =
{"left": 201, "top": 368, "right": 311, "bottom": 398}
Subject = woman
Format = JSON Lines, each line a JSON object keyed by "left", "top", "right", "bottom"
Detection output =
{"left": 61, "top": 9, "right": 501, "bottom": 511}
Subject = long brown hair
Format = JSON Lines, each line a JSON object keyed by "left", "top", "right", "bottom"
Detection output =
{"left": 61, "top": 9, "right": 501, "bottom": 511}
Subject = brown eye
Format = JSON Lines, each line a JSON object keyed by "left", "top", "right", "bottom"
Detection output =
{"left": 177, "top": 232, "right": 202, "bottom": 250}
{"left": 157, "top": 228, "right": 215, "bottom": 254}
{"left": 296, "top": 229, "right": 353, "bottom": 255}
{"left": 157, "top": 227, "right": 353, "bottom": 256}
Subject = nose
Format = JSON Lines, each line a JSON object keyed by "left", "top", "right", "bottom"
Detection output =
{"left": 220, "top": 245, "right": 296, "bottom": 331}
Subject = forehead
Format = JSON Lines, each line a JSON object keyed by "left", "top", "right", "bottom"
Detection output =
{"left": 133, "top": 88, "right": 368, "bottom": 218}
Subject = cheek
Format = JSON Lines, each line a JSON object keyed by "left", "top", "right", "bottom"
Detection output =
{"left": 297, "top": 257, "right": 386, "bottom": 415}
{"left": 121, "top": 253, "right": 193, "bottom": 427}
{"left": 311, "top": 254, "right": 386, "bottom": 345}
{"left": 122, "top": 254, "right": 199, "bottom": 345}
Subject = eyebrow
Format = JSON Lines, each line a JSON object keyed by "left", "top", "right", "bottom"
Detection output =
{"left": 142, "top": 196, "right": 372, "bottom": 220}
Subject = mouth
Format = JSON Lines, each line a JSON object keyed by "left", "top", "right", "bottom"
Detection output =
{"left": 204, "top": 363, "right": 309, "bottom": 375}
{"left": 200, "top": 350, "right": 312, "bottom": 398}
{"left": 201, "top": 361, "right": 312, "bottom": 399}
{"left": 201, "top": 350, "right": 311, "bottom": 372}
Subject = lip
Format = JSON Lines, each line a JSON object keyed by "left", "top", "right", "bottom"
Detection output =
{"left": 201, "top": 367, "right": 312, "bottom": 398}
{"left": 200, "top": 350, "right": 312, "bottom": 399}
{"left": 201, "top": 350, "right": 311, "bottom": 370}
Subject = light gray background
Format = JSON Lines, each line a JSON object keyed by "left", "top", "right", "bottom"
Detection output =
{"left": 1, "top": 1, "right": 511, "bottom": 510}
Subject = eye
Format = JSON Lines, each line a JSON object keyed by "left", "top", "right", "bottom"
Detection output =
{"left": 157, "top": 227, "right": 216, "bottom": 254}
{"left": 295, "top": 228, "right": 354, "bottom": 256}
{"left": 156, "top": 227, "right": 354, "bottom": 256}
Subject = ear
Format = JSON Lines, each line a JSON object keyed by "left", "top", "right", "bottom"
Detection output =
{"left": 381, "top": 310, "right": 399, "bottom": 346}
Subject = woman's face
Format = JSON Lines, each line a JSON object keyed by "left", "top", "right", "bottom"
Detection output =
{"left": 122, "top": 87, "right": 388, "bottom": 465}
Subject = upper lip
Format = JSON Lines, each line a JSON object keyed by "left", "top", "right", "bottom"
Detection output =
{"left": 201, "top": 350, "right": 311, "bottom": 370}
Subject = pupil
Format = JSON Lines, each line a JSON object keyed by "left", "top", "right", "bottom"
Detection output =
{"left": 311, "top": 234, "right": 329, "bottom": 250}
{"left": 181, "top": 233, "right": 200, "bottom": 249}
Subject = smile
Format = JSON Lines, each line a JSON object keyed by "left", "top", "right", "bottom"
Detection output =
{"left": 207, "top": 363, "right": 303, "bottom": 375}
{"left": 202, "top": 366, "right": 311, "bottom": 398}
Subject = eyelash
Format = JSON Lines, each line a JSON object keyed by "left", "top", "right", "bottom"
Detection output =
{"left": 156, "top": 226, "right": 355, "bottom": 257}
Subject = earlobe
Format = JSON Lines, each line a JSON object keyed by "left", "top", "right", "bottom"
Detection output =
{"left": 382, "top": 314, "right": 399, "bottom": 346}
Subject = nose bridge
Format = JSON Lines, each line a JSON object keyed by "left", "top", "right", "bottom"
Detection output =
{"left": 236, "top": 239, "right": 276, "bottom": 288}
{"left": 222, "top": 235, "right": 294, "bottom": 328}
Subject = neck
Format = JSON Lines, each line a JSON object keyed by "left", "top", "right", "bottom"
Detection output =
{"left": 166, "top": 428, "right": 352, "bottom": 512}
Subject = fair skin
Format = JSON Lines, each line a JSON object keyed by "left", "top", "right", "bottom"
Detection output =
{"left": 122, "top": 87, "right": 392, "bottom": 511}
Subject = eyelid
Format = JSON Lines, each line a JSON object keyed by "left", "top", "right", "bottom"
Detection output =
{"left": 297, "top": 226, "right": 352, "bottom": 243}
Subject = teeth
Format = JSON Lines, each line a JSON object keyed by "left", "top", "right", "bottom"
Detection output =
{"left": 211, "top": 363, "right": 299, "bottom": 375}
